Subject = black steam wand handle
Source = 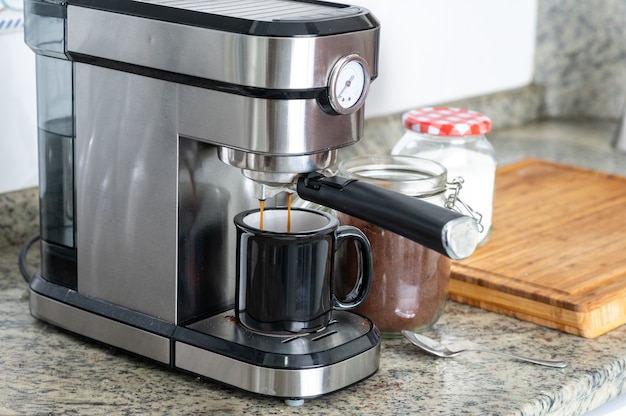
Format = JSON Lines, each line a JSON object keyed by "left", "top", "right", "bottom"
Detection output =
{"left": 296, "top": 172, "right": 480, "bottom": 260}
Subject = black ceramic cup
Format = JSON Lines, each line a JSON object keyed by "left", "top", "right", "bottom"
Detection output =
{"left": 234, "top": 207, "right": 373, "bottom": 334}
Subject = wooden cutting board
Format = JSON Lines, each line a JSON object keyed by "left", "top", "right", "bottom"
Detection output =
{"left": 449, "top": 159, "right": 626, "bottom": 338}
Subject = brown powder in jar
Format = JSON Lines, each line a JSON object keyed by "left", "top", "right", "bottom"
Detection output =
{"left": 336, "top": 213, "right": 451, "bottom": 334}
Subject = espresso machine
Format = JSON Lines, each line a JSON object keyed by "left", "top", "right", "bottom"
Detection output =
{"left": 24, "top": 0, "right": 479, "bottom": 402}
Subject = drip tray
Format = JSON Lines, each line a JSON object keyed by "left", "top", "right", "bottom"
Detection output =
{"left": 175, "top": 310, "right": 380, "bottom": 398}
{"left": 184, "top": 309, "right": 373, "bottom": 355}
{"left": 29, "top": 272, "right": 380, "bottom": 399}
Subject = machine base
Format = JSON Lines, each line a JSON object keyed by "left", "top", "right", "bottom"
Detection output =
{"left": 28, "top": 274, "right": 380, "bottom": 399}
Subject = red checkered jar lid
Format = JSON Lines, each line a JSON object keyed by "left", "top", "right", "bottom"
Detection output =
{"left": 402, "top": 107, "right": 492, "bottom": 137}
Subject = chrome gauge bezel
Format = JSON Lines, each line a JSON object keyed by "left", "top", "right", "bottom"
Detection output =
{"left": 327, "top": 54, "right": 371, "bottom": 115}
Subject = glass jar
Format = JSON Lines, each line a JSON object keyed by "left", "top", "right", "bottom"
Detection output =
{"left": 392, "top": 107, "right": 496, "bottom": 245}
{"left": 335, "top": 155, "right": 456, "bottom": 337}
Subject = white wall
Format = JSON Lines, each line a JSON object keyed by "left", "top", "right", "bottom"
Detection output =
{"left": 0, "top": 28, "right": 38, "bottom": 194}
{"left": 359, "top": 0, "right": 538, "bottom": 117}
{"left": 0, "top": 0, "right": 537, "bottom": 194}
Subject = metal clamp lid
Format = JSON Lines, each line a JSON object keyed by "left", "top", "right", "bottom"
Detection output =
{"left": 445, "top": 176, "right": 484, "bottom": 233}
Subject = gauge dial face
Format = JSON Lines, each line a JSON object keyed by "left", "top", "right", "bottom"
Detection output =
{"left": 329, "top": 56, "right": 370, "bottom": 115}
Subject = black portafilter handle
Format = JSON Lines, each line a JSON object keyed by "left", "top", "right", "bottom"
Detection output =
{"left": 296, "top": 172, "right": 481, "bottom": 260}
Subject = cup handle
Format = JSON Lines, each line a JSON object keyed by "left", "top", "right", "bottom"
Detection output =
{"left": 332, "top": 225, "right": 373, "bottom": 310}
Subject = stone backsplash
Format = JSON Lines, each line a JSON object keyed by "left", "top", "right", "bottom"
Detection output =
{"left": 536, "top": 0, "right": 626, "bottom": 120}
{"left": 0, "top": 188, "right": 39, "bottom": 250}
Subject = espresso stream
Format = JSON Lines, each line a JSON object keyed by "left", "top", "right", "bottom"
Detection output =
{"left": 259, "top": 200, "right": 265, "bottom": 230}
{"left": 258, "top": 193, "right": 292, "bottom": 232}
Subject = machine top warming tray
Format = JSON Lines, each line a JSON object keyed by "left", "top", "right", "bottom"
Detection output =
{"left": 67, "top": 0, "right": 378, "bottom": 36}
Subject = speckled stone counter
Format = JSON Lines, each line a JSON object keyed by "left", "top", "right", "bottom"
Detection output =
{"left": 2, "top": 120, "right": 626, "bottom": 415}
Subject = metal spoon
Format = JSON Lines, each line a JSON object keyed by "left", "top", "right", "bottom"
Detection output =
{"left": 401, "top": 330, "right": 568, "bottom": 368}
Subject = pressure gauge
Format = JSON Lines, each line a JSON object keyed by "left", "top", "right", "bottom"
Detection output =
{"left": 327, "top": 55, "right": 371, "bottom": 115}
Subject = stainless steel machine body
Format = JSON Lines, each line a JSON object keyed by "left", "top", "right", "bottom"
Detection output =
{"left": 25, "top": 0, "right": 380, "bottom": 400}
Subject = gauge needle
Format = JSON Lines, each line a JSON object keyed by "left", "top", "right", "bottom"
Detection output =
{"left": 338, "top": 75, "right": 355, "bottom": 99}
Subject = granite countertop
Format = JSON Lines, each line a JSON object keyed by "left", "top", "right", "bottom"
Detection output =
{"left": 2, "top": 120, "right": 626, "bottom": 415}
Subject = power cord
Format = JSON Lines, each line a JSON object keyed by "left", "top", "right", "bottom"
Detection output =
{"left": 19, "top": 233, "right": 40, "bottom": 284}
